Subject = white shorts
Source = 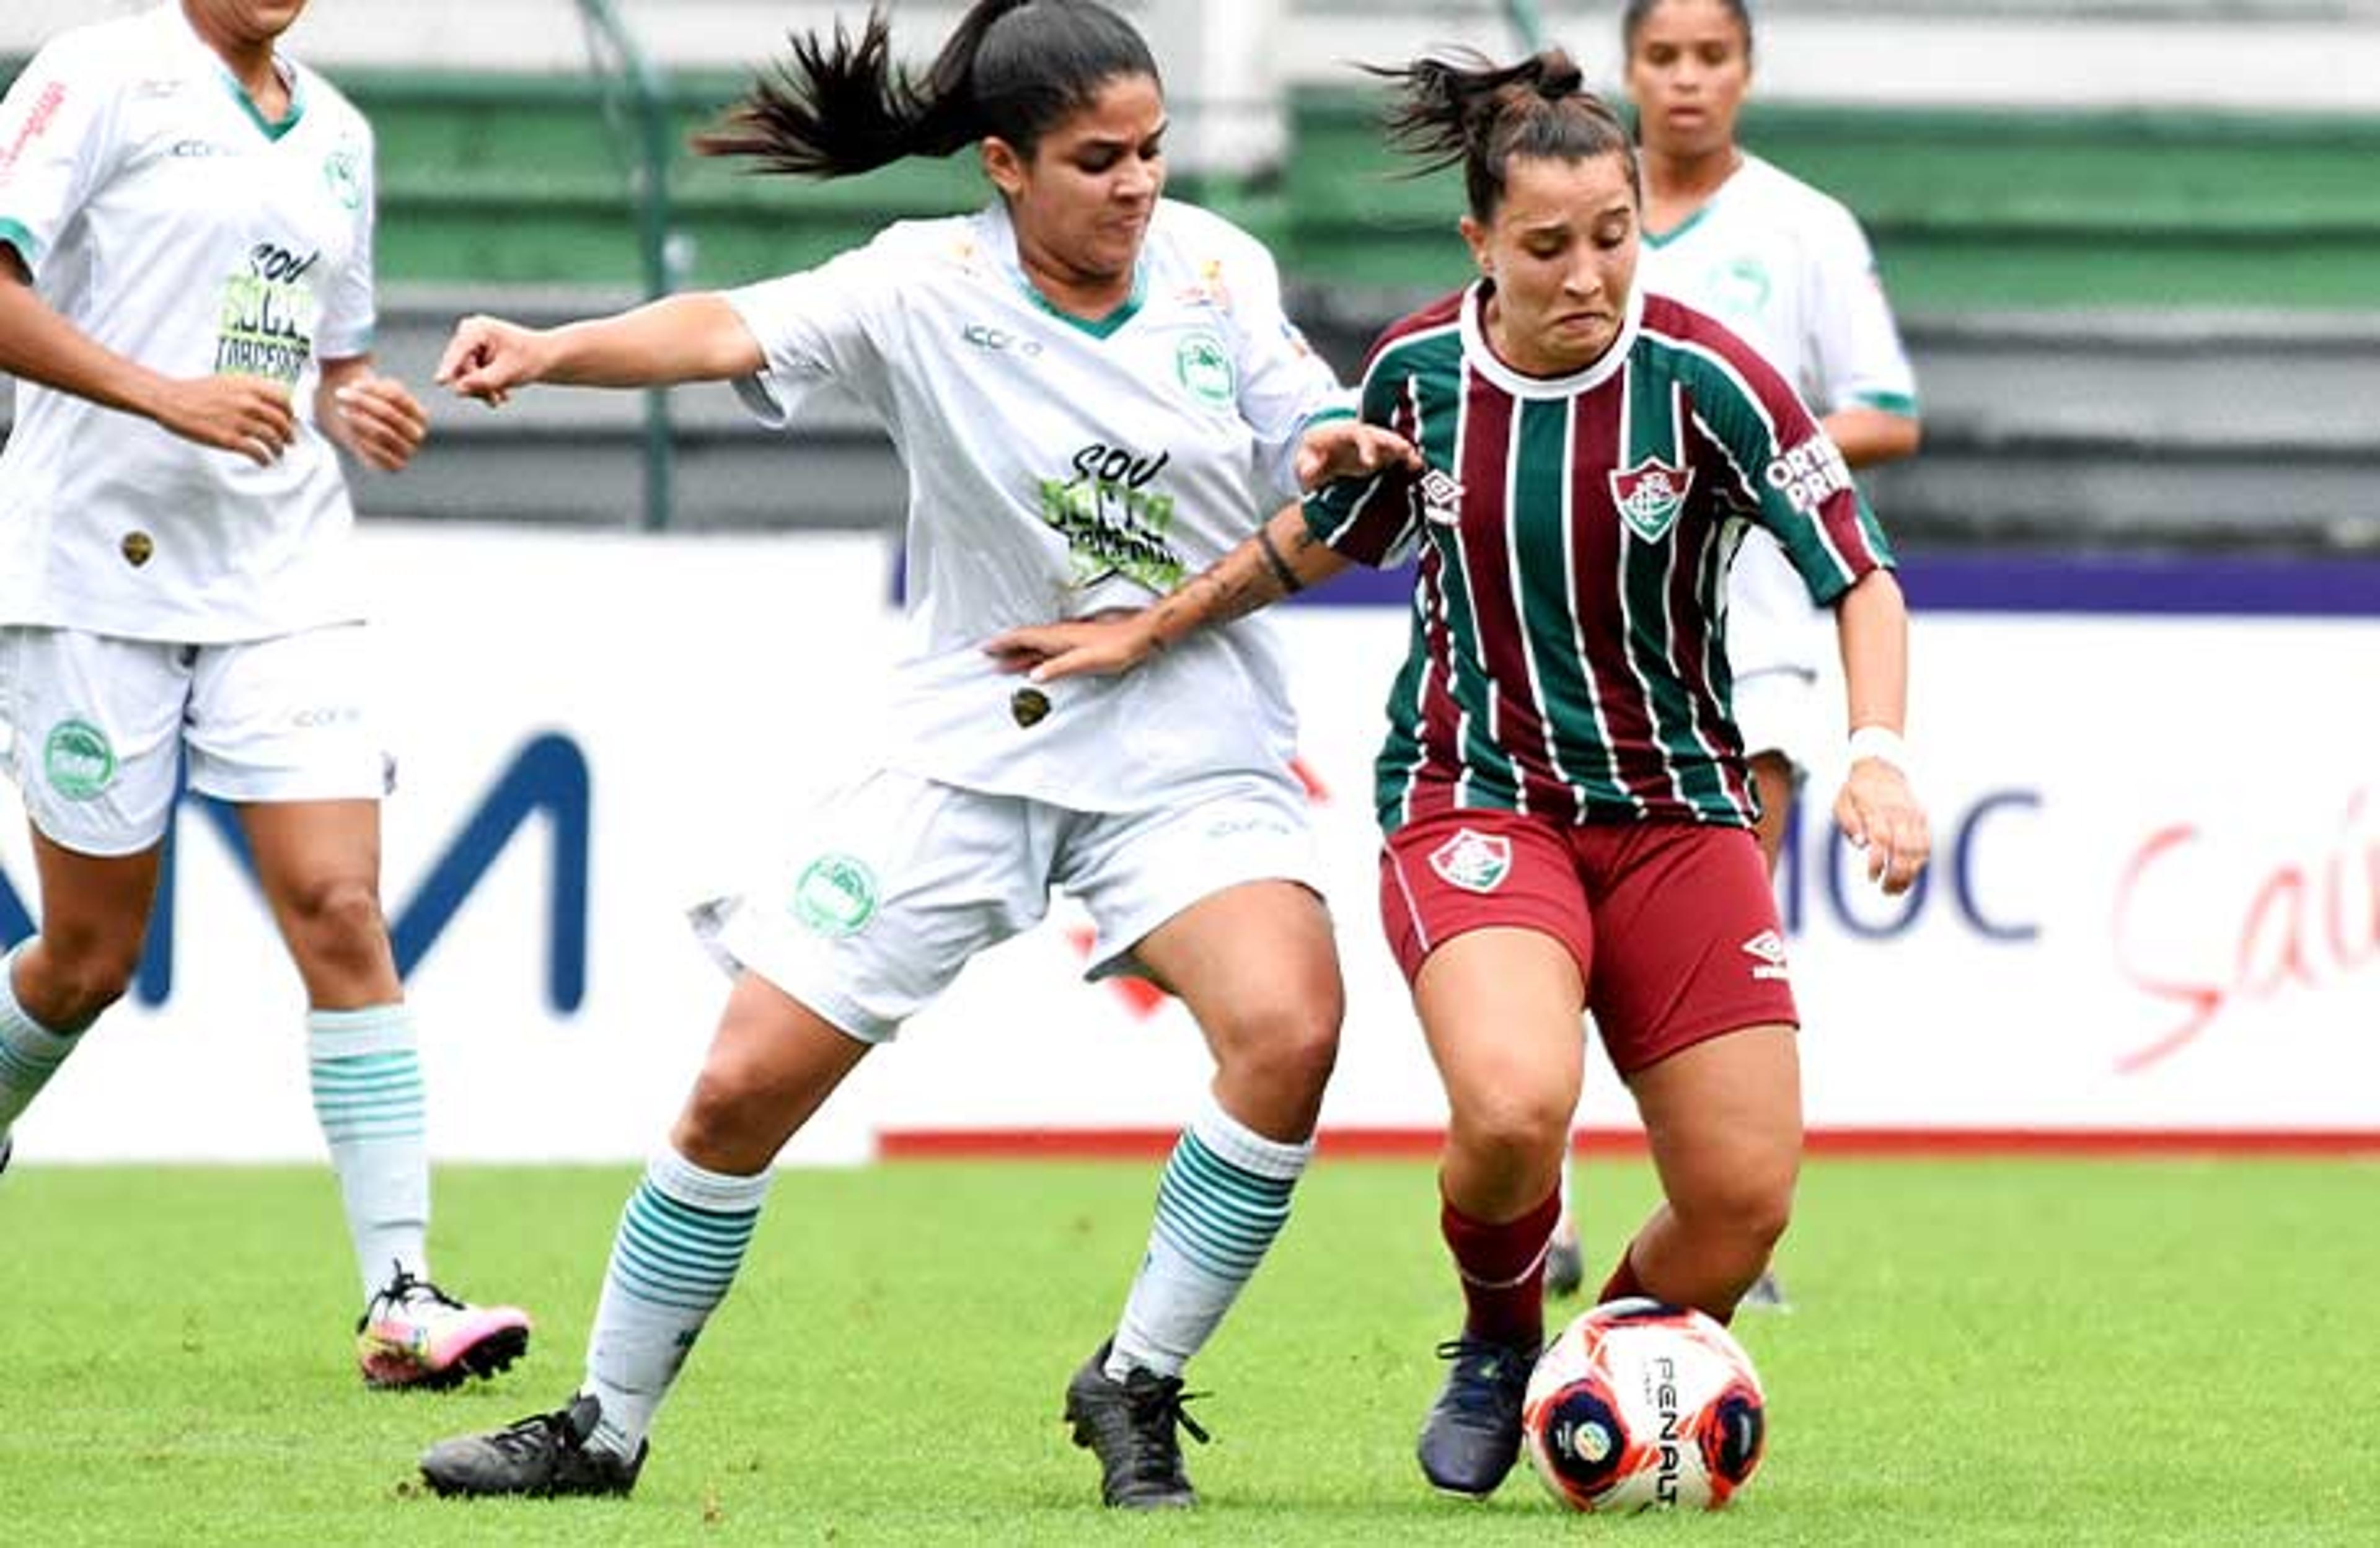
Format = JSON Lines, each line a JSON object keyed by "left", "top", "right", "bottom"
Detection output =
{"left": 1726, "top": 532, "right": 1831, "bottom": 772}
{"left": 690, "top": 767, "right": 1323, "bottom": 1042}
{"left": 0, "top": 625, "right": 390, "bottom": 858}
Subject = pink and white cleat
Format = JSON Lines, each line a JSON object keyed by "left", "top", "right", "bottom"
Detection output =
{"left": 356, "top": 1268, "right": 532, "bottom": 1390}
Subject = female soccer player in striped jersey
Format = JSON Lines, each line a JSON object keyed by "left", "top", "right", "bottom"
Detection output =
{"left": 415, "top": 0, "right": 1412, "bottom": 1511}
{"left": 1541, "top": 0, "right": 1931, "bottom": 1306}
{"left": 991, "top": 48, "right": 1930, "bottom": 1500}
{"left": 0, "top": 1, "right": 529, "bottom": 1388}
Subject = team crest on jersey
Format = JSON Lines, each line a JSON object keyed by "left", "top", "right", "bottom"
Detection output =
{"left": 1173, "top": 329, "right": 1236, "bottom": 410}
{"left": 1609, "top": 457, "right": 1695, "bottom": 542}
{"left": 1428, "top": 827, "right": 1512, "bottom": 894}
{"left": 1419, "top": 467, "right": 1466, "bottom": 527}
{"left": 791, "top": 853, "right": 878, "bottom": 938}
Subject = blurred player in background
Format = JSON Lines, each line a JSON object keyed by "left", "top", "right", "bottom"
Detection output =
{"left": 415, "top": 0, "right": 1410, "bottom": 1511}
{"left": 0, "top": 1, "right": 529, "bottom": 1386}
{"left": 1539, "top": 0, "right": 1926, "bottom": 1304}
{"left": 989, "top": 46, "right": 1929, "bottom": 1500}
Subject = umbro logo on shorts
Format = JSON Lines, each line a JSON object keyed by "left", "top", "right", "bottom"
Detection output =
{"left": 1741, "top": 930, "right": 1791, "bottom": 982}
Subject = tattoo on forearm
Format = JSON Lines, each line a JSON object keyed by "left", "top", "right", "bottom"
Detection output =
{"left": 1256, "top": 524, "right": 1305, "bottom": 597}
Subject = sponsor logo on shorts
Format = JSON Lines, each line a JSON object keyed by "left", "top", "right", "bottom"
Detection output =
{"left": 43, "top": 719, "right": 115, "bottom": 801}
{"left": 1609, "top": 457, "right": 1695, "bottom": 543}
{"left": 1173, "top": 328, "right": 1236, "bottom": 410}
{"left": 1419, "top": 467, "right": 1465, "bottom": 527}
{"left": 791, "top": 853, "right": 878, "bottom": 938}
{"left": 1428, "top": 827, "right": 1512, "bottom": 894}
{"left": 1741, "top": 930, "right": 1791, "bottom": 982}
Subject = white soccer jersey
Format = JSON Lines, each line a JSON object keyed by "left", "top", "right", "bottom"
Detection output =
{"left": 0, "top": 4, "right": 376, "bottom": 643}
{"left": 1641, "top": 152, "right": 1918, "bottom": 694}
{"left": 728, "top": 198, "right": 1348, "bottom": 812}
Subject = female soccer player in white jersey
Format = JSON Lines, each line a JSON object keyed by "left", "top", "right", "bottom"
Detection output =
{"left": 989, "top": 49, "right": 1931, "bottom": 1500}
{"left": 1536, "top": 0, "right": 1931, "bottom": 1305}
{"left": 0, "top": 2, "right": 530, "bottom": 1387}
{"left": 415, "top": 0, "right": 1412, "bottom": 1510}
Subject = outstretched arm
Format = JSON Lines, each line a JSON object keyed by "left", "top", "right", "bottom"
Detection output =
{"left": 1831, "top": 568, "right": 1931, "bottom": 894}
{"left": 436, "top": 293, "right": 765, "bottom": 406}
{"left": 987, "top": 503, "right": 1352, "bottom": 682}
{"left": 0, "top": 248, "right": 297, "bottom": 465}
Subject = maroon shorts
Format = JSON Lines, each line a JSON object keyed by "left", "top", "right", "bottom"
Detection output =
{"left": 1378, "top": 808, "right": 1799, "bottom": 1074}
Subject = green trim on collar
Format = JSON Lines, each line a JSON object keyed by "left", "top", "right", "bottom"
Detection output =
{"left": 1642, "top": 200, "right": 1718, "bottom": 250}
{"left": 1016, "top": 265, "right": 1147, "bottom": 339}
{"left": 219, "top": 61, "right": 304, "bottom": 142}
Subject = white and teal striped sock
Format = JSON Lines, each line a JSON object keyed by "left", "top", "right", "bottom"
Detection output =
{"left": 584, "top": 1146, "right": 770, "bottom": 1459}
{"left": 307, "top": 1005, "right": 430, "bottom": 1301}
{"left": 1108, "top": 1093, "right": 1313, "bottom": 1381}
{"left": 0, "top": 944, "right": 82, "bottom": 1139}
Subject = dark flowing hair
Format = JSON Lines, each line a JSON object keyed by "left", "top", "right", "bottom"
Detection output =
{"left": 1622, "top": 0, "right": 1756, "bottom": 59}
{"left": 693, "top": 0, "right": 1160, "bottom": 178}
{"left": 1372, "top": 48, "right": 1637, "bottom": 222}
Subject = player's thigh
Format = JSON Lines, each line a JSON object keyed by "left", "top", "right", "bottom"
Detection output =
{"left": 1627, "top": 1023, "right": 1802, "bottom": 1227}
{"left": 1412, "top": 926, "right": 1589, "bottom": 1146}
{"left": 691, "top": 770, "right": 1054, "bottom": 1043}
{"left": 1132, "top": 877, "right": 1341, "bottom": 1057}
{"left": 0, "top": 627, "right": 188, "bottom": 862}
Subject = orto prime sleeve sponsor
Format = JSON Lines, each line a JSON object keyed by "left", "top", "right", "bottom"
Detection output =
{"left": 0, "top": 39, "right": 122, "bottom": 278}
{"left": 1300, "top": 345, "right": 1425, "bottom": 568}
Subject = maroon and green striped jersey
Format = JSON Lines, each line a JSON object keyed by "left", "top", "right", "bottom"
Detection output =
{"left": 1305, "top": 282, "right": 1895, "bottom": 833}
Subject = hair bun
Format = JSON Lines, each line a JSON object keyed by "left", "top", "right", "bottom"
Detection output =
{"left": 1535, "top": 51, "right": 1583, "bottom": 98}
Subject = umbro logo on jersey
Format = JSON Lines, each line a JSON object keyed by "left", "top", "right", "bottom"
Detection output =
{"left": 1610, "top": 457, "right": 1695, "bottom": 542}
{"left": 1428, "top": 827, "right": 1512, "bottom": 894}
{"left": 1741, "top": 930, "right": 1791, "bottom": 982}
{"left": 1419, "top": 468, "right": 1465, "bottom": 527}
{"left": 960, "top": 322, "right": 1043, "bottom": 358}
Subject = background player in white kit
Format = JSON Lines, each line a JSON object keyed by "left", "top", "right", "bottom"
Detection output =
{"left": 1541, "top": 0, "right": 1928, "bottom": 1303}
{"left": 0, "top": 1, "right": 529, "bottom": 1387}
{"left": 416, "top": 0, "right": 1413, "bottom": 1510}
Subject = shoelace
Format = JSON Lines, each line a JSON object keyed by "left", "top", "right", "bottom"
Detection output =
{"left": 479, "top": 1407, "right": 580, "bottom": 1464}
{"left": 371, "top": 1264, "right": 467, "bottom": 1316}
{"left": 1432, "top": 1338, "right": 1531, "bottom": 1418}
{"left": 1123, "top": 1373, "right": 1212, "bottom": 1470}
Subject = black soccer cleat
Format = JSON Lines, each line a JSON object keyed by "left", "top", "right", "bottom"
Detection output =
{"left": 418, "top": 1392, "right": 645, "bottom": 1499}
{"left": 1416, "top": 1335, "right": 1536, "bottom": 1498}
{"left": 1543, "top": 1238, "right": 1584, "bottom": 1300}
{"left": 1739, "top": 1268, "right": 1794, "bottom": 1313}
{"left": 0, "top": 1132, "right": 12, "bottom": 1178}
{"left": 1063, "top": 1340, "right": 1209, "bottom": 1509}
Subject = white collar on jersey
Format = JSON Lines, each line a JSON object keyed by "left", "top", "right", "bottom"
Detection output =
{"left": 1458, "top": 278, "right": 1644, "bottom": 401}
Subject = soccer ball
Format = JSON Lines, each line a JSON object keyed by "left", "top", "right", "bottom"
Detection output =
{"left": 1521, "top": 1298, "right": 1768, "bottom": 1511}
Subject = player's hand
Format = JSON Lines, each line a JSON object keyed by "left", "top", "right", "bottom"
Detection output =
{"left": 1833, "top": 759, "right": 1930, "bottom": 895}
{"left": 152, "top": 376, "right": 297, "bottom": 466}
{"left": 1295, "top": 419, "right": 1421, "bottom": 491}
{"left": 325, "top": 372, "right": 430, "bottom": 472}
{"left": 434, "top": 314, "right": 552, "bottom": 408}
{"left": 984, "top": 613, "right": 1160, "bottom": 683}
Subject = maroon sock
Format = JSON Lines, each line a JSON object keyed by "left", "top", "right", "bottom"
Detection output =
{"left": 1597, "top": 1246, "right": 1734, "bottom": 1326}
{"left": 1442, "top": 1188, "right": 1562, "bottom": 1351}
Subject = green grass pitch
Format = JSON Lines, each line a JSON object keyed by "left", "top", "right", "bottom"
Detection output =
{"left": 3, "top": 1155, "right": 2376, "bottom": 1546}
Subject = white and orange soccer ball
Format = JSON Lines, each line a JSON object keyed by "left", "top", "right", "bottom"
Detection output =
{"left": 1521, "top": 1298, "right": 1768, "bottom": 1512}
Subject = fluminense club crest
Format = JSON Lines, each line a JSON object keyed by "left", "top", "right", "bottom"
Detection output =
{"left": 1428, "top": 827, "right": 1512, "bottom": 894}
{"left": 1608, "top": 457, "right": 1695, "bottom": 542}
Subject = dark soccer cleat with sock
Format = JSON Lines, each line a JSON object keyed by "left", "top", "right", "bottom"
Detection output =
{"left": 1063, "top": 1340, "right": 1208, "bottom": 1509}
{"left": 1417, "top": 1335, "right": 1536, "bottom": 1498}
{"left": 419, "top": 1392, "right": 645, "bottom": 1498}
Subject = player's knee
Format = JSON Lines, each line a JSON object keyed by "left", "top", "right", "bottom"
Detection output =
{"left": 27, "top": 928, "right": 143, "bottom": 1026}
{"left": 283, "top": 878, "right": 389, "bottom": 968}
{"left": 673, "top": 1058, "right": 783, "bottom": 1170}
{"left": 1677, "top": 1168, "right": 1795, "bottom": 1258}
{"left": 1450, "top": 1085, "right": 1574, "bottom": 1176}
{"left": 1217, "top": 987, "right": 1342, "bottom": 1101}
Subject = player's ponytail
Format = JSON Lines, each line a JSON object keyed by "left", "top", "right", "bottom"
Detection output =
{"left": 1372, "top": 47, "right": 1636, "bottom": 220}
{"left": 695, "top": 0, "right": 1158, "bottom": 178}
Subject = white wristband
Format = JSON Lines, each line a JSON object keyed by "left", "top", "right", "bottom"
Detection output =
{"left": 1845, "top": 724, "right": 1910, "bottom": 775}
